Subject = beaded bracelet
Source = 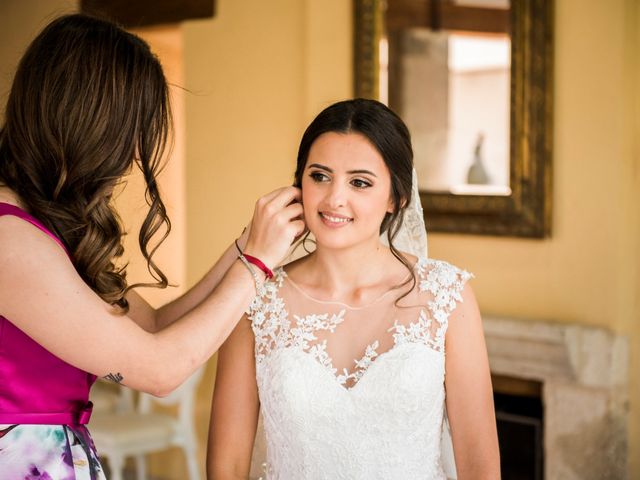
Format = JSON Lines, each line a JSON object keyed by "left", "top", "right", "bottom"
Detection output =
{"left": 235, "top": 239, "right": 274, "bottom": 280}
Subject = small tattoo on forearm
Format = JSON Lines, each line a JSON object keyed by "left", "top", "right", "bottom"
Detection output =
{"left": 103, "top": 372, "right": 124, "bottom": 384}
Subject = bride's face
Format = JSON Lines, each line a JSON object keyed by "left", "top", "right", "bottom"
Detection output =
{"left": 301, "top": 131, "right": 394, "bottom": 251}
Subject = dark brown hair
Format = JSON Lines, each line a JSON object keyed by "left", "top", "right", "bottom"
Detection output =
{"left": 0, "top": 14, "right": 171, "bottom": 310}
{"left": 294, "top": 99, "right": 416, "bottom": 299}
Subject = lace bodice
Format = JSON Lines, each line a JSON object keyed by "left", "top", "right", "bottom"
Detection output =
{"left": 248, "top": 257, "right": 471, "bottom": 480}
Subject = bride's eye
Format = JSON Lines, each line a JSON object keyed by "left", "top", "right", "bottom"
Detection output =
{"left": 351, "top": 178, "right": 372, "bottom": 189}
{"left": 309, "top": 171, "right": 329, "bottom": 183}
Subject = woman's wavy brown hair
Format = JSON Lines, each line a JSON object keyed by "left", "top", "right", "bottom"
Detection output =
{"left": 0, "top": 14, "right": 172, "bottom": 311}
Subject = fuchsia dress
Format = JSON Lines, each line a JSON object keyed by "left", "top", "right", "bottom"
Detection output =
{"left": 0, "top": 203, "right": 106, "bottom": 480}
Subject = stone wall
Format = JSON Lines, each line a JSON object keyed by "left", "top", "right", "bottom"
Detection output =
{"left": 484, "top": 317, "right": 629, "bottom": 480}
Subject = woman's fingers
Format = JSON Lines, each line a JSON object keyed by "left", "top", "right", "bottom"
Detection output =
{"left": 282, "top": 200, "right": 304, "bottom": 221}
{"left": 245, "top": 186, "right": 305, "bottom": 268}
{"left": 257, "top": 186, "right": 301, "bottom": 211}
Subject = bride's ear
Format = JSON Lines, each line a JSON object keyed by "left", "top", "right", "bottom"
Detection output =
{"left": 387, "top": 198, "right": 394, "bottom": 213}
{"left": 388, "top": 196, "right": 407, "bottom": 213}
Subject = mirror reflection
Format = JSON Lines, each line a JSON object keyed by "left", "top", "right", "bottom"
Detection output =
{"left": 383, "top": 0, "right": 511, "bottom": 196}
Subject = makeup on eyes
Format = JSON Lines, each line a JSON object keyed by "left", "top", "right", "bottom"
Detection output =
{"left": 307, "top": 165, "right": 376, "bottom": 189}
{"left": 307, "top": 163, "right": 378, "bottom": 178}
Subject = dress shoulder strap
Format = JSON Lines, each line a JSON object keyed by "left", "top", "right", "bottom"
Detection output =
{"left": 247, "top": 267, "right": 286, "bottom": 322}
{"left": 402, "top": 257, "right": 473, "bottom": 351}
{"left": 247, "top": 268, "right": 291, "bottom": 363}
{"left": 0, "top": 202, "right": 69, "bottom": 255}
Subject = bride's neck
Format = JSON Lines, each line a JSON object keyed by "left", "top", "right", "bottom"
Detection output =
{"left": 306, "top": 239, "right": 399, "bottom": 294}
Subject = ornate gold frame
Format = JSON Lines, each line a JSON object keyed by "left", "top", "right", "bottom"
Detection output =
{"left": 354, "top": 0, "right": 553, "bottom": 237}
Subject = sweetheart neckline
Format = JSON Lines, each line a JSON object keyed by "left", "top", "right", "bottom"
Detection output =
{"left": 265, "top": 341, "right": 444, "bottom": 393}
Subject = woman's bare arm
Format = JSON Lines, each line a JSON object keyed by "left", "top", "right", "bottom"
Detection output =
{"left": 125, "top": 226, "right": 251, "bottom": 333}
{"left": 207, "top": 316, "right": 260, "bottom": 479}
{"left": 444, "top": 284, "right": 501, "bottom": 479}
{"left": 0, "top": 187, "right": 303, "bottom": 397}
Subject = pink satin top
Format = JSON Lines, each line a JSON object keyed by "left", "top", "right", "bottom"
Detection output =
{"left": 0, "top": 202, "right": 95, "bottom": 425}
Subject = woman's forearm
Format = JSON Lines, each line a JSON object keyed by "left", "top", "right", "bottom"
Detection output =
{"left": 153, "top": 228, "right": 250, "bottom": 332}
{"left": 144, "top": 260, "right": 260, "bottom": 395}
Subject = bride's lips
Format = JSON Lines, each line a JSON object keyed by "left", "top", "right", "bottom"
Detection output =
{"left": 319, "top": 211, "right": 353, "bottom": 228}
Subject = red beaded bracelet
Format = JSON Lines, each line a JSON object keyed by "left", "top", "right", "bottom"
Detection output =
{"left": 235, "top": 239, "right": 274, "bottom": 280}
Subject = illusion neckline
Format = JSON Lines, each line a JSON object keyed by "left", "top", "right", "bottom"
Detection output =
{"left": 281, "top": 258, "right": 424, "bottom": 311}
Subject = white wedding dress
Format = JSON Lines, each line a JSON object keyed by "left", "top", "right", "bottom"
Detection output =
{"left": 247, "top": 256, "right": 472, "bottom": 480}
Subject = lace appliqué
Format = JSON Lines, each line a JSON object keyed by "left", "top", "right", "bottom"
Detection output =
{"left": 250, "top": 271, "right": 351, "bottom": 381}
{"left": 336, "top": 341, "right": 380, "bottom": 386}
{"left": 252, "top": 280, "right": 382, "bottom": 388}
{"left": 390, "top": 258, "right": 472, "bottom": 353}
{"left": 291, "top": 311, "right": 345, "bottom": 376}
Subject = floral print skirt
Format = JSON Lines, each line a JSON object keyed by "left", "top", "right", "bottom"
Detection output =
{"left": 0, "top": 424, "right": 106, "bottom": 480}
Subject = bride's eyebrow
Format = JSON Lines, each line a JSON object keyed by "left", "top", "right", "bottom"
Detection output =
{"left": 307, "top": 163, "right": 377, "bottom": 177}
{"left": 348, "top": 169, "right": 377, "bottom": 177}
{"left": 307, "top": 163, "right": 332, "bottom": 172}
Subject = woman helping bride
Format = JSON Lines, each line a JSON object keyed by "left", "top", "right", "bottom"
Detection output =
{"left": 208, "top": 99, "right": 500, "bottom": 480}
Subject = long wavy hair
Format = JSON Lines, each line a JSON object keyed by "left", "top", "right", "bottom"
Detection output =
{"left": 294, "top": 99, "right": 416, "bottom": 299}
{"left": 0, "top": 14, "right": 171, "bottom": 311}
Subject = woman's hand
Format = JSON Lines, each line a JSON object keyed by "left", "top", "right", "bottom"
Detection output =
{"left": 244, "top": 186, "right": 305, "bottom": 269}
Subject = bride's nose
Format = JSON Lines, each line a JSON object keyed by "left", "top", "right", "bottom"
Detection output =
{"left": 324, "top": 181, "right": 347, "bottom": 209}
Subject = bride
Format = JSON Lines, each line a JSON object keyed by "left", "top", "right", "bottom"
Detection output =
{"left": 207, "top": 99, "right": 500, "bottom": 479}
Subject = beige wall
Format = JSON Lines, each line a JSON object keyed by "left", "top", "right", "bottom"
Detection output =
{"left": 632, "top": 0, "right": 640, "bottom": 471}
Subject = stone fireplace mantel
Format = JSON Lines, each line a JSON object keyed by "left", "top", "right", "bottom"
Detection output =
{"left": 483, "top": 316, "right": 629, "bottom": 479}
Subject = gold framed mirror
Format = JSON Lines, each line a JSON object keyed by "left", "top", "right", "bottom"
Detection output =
{"left": 354, "top": 0, "right": 553, "bottom": 237}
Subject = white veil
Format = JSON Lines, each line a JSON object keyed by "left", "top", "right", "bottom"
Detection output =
{"left": 380, "top": 167, "right": 428, "bottom": 258}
